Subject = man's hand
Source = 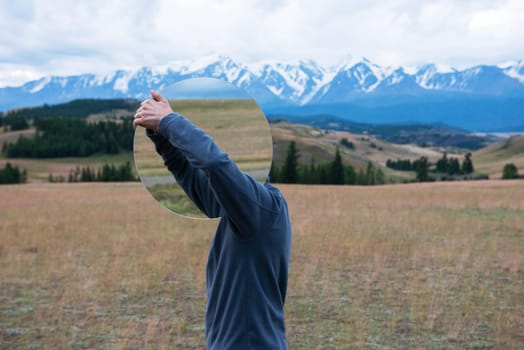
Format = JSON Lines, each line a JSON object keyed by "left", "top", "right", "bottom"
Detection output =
{"left": 133, "top": 90, "right": 173, "bottom": 132}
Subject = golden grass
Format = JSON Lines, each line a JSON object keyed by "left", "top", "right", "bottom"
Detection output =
{"left": 285, "top": 180, "right": 524, "bottom": 348}
{"left": 1, "top": 182, "right": 215, "bottom": 349}
{"left": 1, "top": 181, "right": 523, "bottom": 349}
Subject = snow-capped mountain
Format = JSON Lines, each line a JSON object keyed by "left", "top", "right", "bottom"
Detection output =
{"left": 2, "top": 55, "right": 523, "bottom": 110}
{"left": 1, "top": 55, "right": 523, "bottom": 131}
{"left": 309, "top": 59, "right": 384, "bottom": 104}
{"left": 248, "top": 59, "right": 328, "bottom": 104}
{"left": 415, "top": 63, "right": 458, "bottom": 89}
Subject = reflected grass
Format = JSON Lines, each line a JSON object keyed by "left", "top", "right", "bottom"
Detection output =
{"left": 134, "top": 99, "right": 273, "bottom": 218}
{"left": 148, "top": 183, "right": 208, "bottom": 219}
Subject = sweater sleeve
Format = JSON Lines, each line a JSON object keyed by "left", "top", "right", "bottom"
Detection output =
{"left": 156, "top": 113, "right": 279, "bottom": 236}
{"left": 146, "top": 128, "right": 221, "bottom": 218}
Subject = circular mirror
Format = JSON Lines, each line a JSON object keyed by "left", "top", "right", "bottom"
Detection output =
{"left": 133, "top": 78, "right": 274, "bottom": 219}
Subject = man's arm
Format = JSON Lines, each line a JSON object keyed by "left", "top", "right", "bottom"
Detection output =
{"left": 156, "top": 113, "right": 280, "bottom": 236}
{"left": 146, "top": 128, "right": 221, "bottom": 218}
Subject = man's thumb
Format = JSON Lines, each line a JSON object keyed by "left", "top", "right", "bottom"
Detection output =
{"left": 151, "top": 90, "right": 167, "bottom": 102}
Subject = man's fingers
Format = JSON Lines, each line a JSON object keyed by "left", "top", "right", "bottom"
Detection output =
{"left": 133, "top": 90, "right": 168, "bottom": 130}
{"left": 151, "top": 90, "right": 167, "bottom": 102}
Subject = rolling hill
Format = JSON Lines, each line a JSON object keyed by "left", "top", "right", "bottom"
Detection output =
{"left": 269, "top": 120, "right": 447, "bottom": 182}
{"left": 473, "top": 135, "right": 524, "bottom": 179}
{"left": 268, "top": 113, "right": 497, "bottom": 150}
{"left": 269, "top": 121, "right": 523, "bottom": 182}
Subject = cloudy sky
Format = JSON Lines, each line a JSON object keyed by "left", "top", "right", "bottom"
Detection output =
{"left": 0, "top": 0, "right": 523, "bottom": 87}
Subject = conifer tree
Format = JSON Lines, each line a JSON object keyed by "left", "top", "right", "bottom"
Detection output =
{"left": 462, "top": 152, "right": 474, "bottom": 174}
{"left": 344, "top": 166, "right": 356, "bottom": 185}
{"left": 280, "top": 141, "right": 299, "bottom": 183}
{"left": 447, "top": 158, "right": 460, "bottom": 175}
{"left": 375, "top": 168, "right": 386, "bottom": 185}
{"left": 366, "top": 161, "right": 375, "bottom": 185}
{"left": 329, "top": 147, "right": 345, "bottom": 184}
{"left": 415, "top": 156, "right": 429, "bottom": 182}
{"left": 436, "top": 152, "right": 448, "bottom": 173}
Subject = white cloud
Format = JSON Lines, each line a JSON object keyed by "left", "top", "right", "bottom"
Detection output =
{"left": 466, "top": 0, "right": 524, "bottom": 57}
{"left": 0, "top": 0, "right": 523, "bottom": 87}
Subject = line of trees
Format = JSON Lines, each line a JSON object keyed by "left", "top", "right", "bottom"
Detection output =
{"left": 384, "top": 156, "right": 432, "bottom": 182}
{"left": 270, "top": 141, "right": 385, "bottom": 185}
{"left": 386, "top": 152, "right": 476, "bottom": 182}
{"left": 48, "top": 162, "right": 138, "bottom": 183}
{"left": 435, "top": 152, "right": 474, "bottom": 175}
{"left": 385, "top": 158, "right": 414, "bottom": 171}
{"left": 0, "top": 163, "right": 27, "bottom": 184}
{"left": 387, "top": 152, "right": 474, "bottom": 176}
{"left": 4, "top": 116, "right": 134, "bottom": 158}
{"left": 1, "top": 115, "right": 30, "bottom": 131}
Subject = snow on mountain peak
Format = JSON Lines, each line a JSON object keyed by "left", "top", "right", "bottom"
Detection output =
{"left": 414, "top": 63, "right": 459, "bottom": 89}
{"left": 435, "top": 63, "right": 456, "bottom": 73}
{"left": 388, "top": 68, "right": 406, "bottom": 85}
{"left": 28, "top": 76, "right": 52, "bottom": 93}
{"left": 362, "top": 59, "right": 386, "bottom": 76}
{"left": 165, "top": 54, "right": 236, "bottom": 75}
{"left": 497, "top": 60, "right": 521, "bottom": 69}
{"left": 245, "top": 58, "right": 328, "bottom": 104}
{"left": 113, "top": 70, "right": 135, "bottom": 93}
{"left": 500, "top": 60, "right": 524, "bottom": 83}
{"left": 94, "top": 71, "right": 118, "bottom": 86}
{"left": 402, "top": 65, "right": 418, "bottom": 75}
{"left": 416, "top": 65, "right": 436, "bottom": 88}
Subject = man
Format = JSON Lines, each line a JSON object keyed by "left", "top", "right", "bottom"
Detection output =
{"left": 133, "top": 91, "right": 292, "bottom": 349}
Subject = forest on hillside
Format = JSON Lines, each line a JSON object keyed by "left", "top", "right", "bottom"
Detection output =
{"left": 1, "top": 99, "right": 138, "bottom": 158}
{"left": 3, "top": 117, "right": 135, "bottom": 158}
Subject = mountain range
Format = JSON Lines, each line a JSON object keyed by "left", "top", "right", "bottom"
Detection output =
{"left": 1, "top": 55, "right": 523, "bottom": 131}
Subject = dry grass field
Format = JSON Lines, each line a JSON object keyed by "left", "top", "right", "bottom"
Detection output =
{"left": 1, "top": 181, "right": 523, "bottom": 349}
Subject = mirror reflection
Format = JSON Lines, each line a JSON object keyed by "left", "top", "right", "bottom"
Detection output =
{"left": 133, "top": 78, "right": 273, "bottom": 219}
